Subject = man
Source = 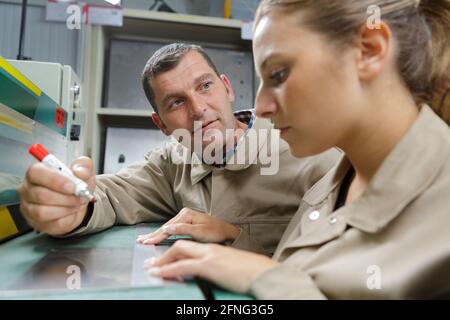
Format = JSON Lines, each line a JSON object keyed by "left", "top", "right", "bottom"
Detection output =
{"left": 18, "top": 43, "right": 339, "bottom": 255}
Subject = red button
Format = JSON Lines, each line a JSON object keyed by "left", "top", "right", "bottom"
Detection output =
{"left": 55, "top": 107, "right": 65, "bottom": 129}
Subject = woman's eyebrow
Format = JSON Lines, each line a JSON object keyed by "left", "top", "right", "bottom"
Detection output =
{"left": 260, "top": 53, "right": 283, "bottom": 72}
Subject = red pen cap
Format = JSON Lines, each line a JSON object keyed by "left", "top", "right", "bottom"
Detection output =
{"left": 29, "top": 144, "right": 49, "bottom": 161}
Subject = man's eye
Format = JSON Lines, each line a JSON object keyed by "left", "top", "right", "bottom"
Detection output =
{"left": 269, "top": 69, "right": 288, "bottom": 85}
{"left": 201, "top": 81, "right": 213, "bottom": 91}
{"left": 170, "top": 99, "right": 184, "bottom": 108}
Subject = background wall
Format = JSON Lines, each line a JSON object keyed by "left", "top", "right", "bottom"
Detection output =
{"left": 0, "top": 0, "right": 259, "bottom": 76}
{"left": 0, "top": 0, "right": 82, "bottom": 74}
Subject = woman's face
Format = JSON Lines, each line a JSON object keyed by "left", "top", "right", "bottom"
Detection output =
{"left": 253, "top": 11, "right": 363, "bottom": 157}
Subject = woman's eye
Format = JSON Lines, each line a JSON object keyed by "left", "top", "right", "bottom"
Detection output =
{"left": 269, "top": 69, "right": 288, "bottom": 85}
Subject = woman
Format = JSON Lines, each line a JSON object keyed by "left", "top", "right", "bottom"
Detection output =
{"left": 144, "top": 0, "right": 450, "bottom": 299}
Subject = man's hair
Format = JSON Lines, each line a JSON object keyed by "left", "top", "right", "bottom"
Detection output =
{"left": 141, "top": 43, "right": 221, "bottom": 112}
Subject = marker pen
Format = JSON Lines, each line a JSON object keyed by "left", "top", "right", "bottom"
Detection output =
{"left": 28, "top": 144, "right": 95, "bottom": 202}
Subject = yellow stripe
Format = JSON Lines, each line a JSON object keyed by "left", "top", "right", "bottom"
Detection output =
{"left": 0, "top": 207, "right": 19, "bottom": 239}
{"left": 224, "top": 0, "right": 231, "bottom": 18}
{"left": 0, "top": 56, "right": 42, "bottom": 97}
{"left": 0, "top": 112, "right": 33, "bottom": 134}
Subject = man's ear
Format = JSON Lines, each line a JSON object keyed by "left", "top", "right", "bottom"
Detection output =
{"left": 151, "top": 112, "right": 170, "bottom": 136}
{"left": 220, "top": 74, "right": 235, "bottom": 103}
{"left": 356, "top": 21, "right": 392, "bottom": 82}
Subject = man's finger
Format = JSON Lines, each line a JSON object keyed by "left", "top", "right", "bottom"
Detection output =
{"left": 136, "top": 214, "right": 183, "bottom": 243}
{"left": 137, "top": 224, "right": 169, "bottom": 243}
{"left": 21, "top": 208, "right": 39, "bottom": 231}
{"left": 139, "top": 222, "right": 197, "bottom": 245}
{"left": 25, "top": 184, "right": 87, "bottom": 207}
{"left": 163, "top": 223, "right": 202, "bottom": 238}
{"left": 137, "top": 208, "right": 206, "bottom": 244}
{"left": 70, "top": 156, "right": 94, "bottom": 181}
{"left": 26, "top": 163, "right": 76, "bottom": 195}
{"left": 23, "top": 203, "right": 82, "bottom": 223}
{"left": 34, "top": 212, "right": 81, "bottom": 235}
{"left": 141, "top": 232, "right": 170, "bottom": 245}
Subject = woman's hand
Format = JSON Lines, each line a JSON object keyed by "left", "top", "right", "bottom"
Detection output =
{"left": 137, "top": 208, "right": 240, "bottom": 245}
{"left": 144, "top": 240, "right": 280, "bottom": 293}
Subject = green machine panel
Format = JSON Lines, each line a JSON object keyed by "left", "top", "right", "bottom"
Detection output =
{"left": 0, "top": 56, "right": 68, "bottom": 243}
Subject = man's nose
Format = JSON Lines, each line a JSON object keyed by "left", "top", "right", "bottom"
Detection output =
{"left": 189, "top": 95, "right": 206, "bottom": 119}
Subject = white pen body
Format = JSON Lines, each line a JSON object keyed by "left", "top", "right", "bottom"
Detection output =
{"left": 41, "top": 154, "right": 91, "bottom": 199}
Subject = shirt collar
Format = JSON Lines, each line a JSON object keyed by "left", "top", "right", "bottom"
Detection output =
{"left": 190, "top": 109, "right": 271, "bottom": 184}
{"left": 303, "top": 105, "right": 450, "bottom": 233}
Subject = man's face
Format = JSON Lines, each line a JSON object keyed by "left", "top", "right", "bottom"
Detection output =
{"left": 150, "top": 51, "right": 236, "bottom": 153}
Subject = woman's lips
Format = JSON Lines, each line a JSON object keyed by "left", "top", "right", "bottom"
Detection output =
{"left": 275, "top": 125, "right": 290, "bottom": 136}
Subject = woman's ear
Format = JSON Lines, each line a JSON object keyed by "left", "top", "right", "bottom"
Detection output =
{"left": 356, "top": 21, "right": 392, "bottom": 81}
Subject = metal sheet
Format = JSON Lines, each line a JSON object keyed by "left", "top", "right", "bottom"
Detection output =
{"left": 7, "top": 248, "right": 135, "bottom": 291}
{"left": 131, "top": 224, "right": 181, "bottom": 287}
{"left": 6, "top": 224, "right": 183, "bottom": 293}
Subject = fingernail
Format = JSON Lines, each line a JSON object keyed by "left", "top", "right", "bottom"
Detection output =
{"left": 73, "top": 165, "right": 88, "bottom": 175}
{"left": 147, "top": 267, "right": 160, "bottom": 276}
{"left": 162, "top": 225, "right": 176, "bottom": 234}
{"left": 143, "top": 238, "right": 154, "bottom": 245}
{"left": 64, "top": 182, "right": 75, "bottom": 193}
{"left": 144, "top": 257, "right": 156, "bottom": 266}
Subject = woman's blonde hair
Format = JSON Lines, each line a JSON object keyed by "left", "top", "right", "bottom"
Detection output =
{"left": 255, "top": 0, "right": 450, "bottom": 124}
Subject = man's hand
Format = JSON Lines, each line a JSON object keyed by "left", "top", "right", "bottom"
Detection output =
{"left": 144, "top": 240, "right": 279, "bottom": 293}
{"left": 137, "top": 208, "right": 240, "bottom": 245}
{"left": 17, "top": 156, "right": 95, "bottom": 236}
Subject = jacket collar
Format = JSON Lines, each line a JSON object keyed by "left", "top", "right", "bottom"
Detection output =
{"left": 302, "top": 105, "right": 450, "bottom": 234}
{"left": 190, "top": 113, "right": 272, "bottom": 184}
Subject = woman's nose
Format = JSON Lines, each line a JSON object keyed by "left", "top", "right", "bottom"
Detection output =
{"left": 255, "top": 86, "right": 277, "bottom": 119}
